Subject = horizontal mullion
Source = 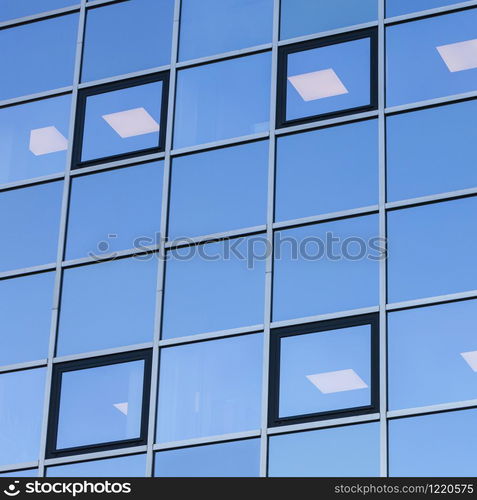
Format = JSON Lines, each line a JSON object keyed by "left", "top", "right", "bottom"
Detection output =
{"left": 153, "top": 430, "right": 261, "bottom": 451}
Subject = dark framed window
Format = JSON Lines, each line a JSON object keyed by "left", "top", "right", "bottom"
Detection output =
{"left": 46, "top": 350, "right": 152, "bottom": 458}
{"left": 277, "top": 28, "right": 378, "bottom": 128}
{"left": 72, "top": 73, "right": 169, "bottom": 168}
{"left": 269, "top": 314, "right": 379, "bottom": 427}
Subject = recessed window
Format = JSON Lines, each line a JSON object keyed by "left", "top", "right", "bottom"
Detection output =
{"left": 73, "top": 74, "right": 168, "bottom": 168}
{"left": 269, "top": 315, "right": 378, "bottom": 426}
{"left": 277, "top": 29, "right": 377, "bottom": 127}
{"left": 47, "top": 454, "right": 146, "bottom": 477}
{"left": 47, "top": 350, "right": 152, "bottom": 458}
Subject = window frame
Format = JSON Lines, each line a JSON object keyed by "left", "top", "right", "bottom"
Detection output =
{"left": 72, "top": 72, "right": 169, "bottom": 169}
{"left": 276, "top": 28, "right": 378, "bottom": 128}
{"left": 46, "top": 349, "right": 152, "bottom": 459}
{"left": 268, "top": 313, "right": 379, "bottom": 427}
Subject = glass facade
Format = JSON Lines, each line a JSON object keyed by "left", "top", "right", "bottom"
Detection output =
{"left": 0, "top": 0, "right": 475, "bottom": 479}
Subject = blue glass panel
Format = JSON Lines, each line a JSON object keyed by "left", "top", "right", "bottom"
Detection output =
{"left": 273, "top": 216, "right": 380, "bottom": 321}
{"left": 169, "top": 142, "right": 268, "bottom": 239}
{"left": 179, "top": 0, "right": 273, "bottom": 61}
{"left": 154, "top": 439, "right": 260, "bottom": 477}
{"left": 281, "top": 0, "right": 378, "bottom": 40}
{"left": 0, "top": 181, "right": 63, "bottom": 272}
{"left": 387, "top": 0, "right": 461, "bottom": 17}
{"left": 174, "top": 53, "right": 271, "bottom": 148}
{"left": 47, "top": 454, "right": 146, "bottom": 477}
{"left": 57, "top": 257, "right": 157, "bottom": 356}
{"left": 0, "top": 470, "right": 37, "bottom": 477}
{"left": 57, "top": 360, "right": 145, "bottom": 449}
{"left": 0, "top": 95, "right": 70, "bottom": 185}
{"left": 0, "top": 272, "right": 54, "bottom": 366}
{"left": 387, "top": 198, "right": 477, "bottom": 302}
{"left": 275, "top": 120, "right": 378, "bottom": 221}
{"left": 389, "top": 409, "right": 477, "bottom": 476}
{"left": 0, "top": 15, "right": 78, "bottom": 100}
{"left": 387, "top": 101, "right": 477, "bottom": 201}
{"left": 66, "top": 162, "right": 163, "bottom": 259}
{"left": 0, "top": 1, "right": 76, "bottom": 21}
{"left": 386, "top": 9, "right": 477, "bottom": 106}
{"left": 82, "top": 0, "right": 174, "bottom": 82}
{"left": 269, "top": 423, "right": 380, "bottom": 477}
{"left": 162, "top": 237, "right": 266, "bottom": 339}
{"left": 0, "top": 368, "right": 46, "bottom": 466}
{"left": 156, "top": 334, "right": 262, "bottom": 442}
{"left": 389, "top": 300, "right": 477, "bottom": 410}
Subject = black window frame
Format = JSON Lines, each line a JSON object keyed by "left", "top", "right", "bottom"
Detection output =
{"left": 72, "top": 72, "right": 169, "bottom": 169}
{"left": 268, "top": 313, "right": 379, "bottom": 427}
{"left": 46, "top": 349, "right": 152, "bottom": 459}
{"left": 276, "top": 28, "right": 378, "bottom": 128}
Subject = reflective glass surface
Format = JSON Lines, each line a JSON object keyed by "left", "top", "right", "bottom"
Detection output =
{"left": 154, "top": 439, "right": 260, "bottom": 477}
{"left": 268, "top": 422, "right": 380, "bottom": 477}
{"left": 80, "top": 80, "right": 164, "bottom": 163}
{"left": 0, "top": 470, "right": 37, "bottom": 477}
{"left": 273, "top": 216, "right": 380, "bottom": 321}
{"left": 387, "top": 100, "right": 477, "bottom": 201}
{"left": 47, "top": 454, "right": 146, "bottom": 477}
{"left": 280, "top": 0, "right": 378, "bottom": 40}
{"left": 56, "top": 360, "right": 145, "bottom": 450}
{"left": 168, "top": 141, "right": 268, "bottom": 239}
{"left": 386, "top": 9, "right": 477, "bottom": 106}
{"left": 389, "top": 409, "right": 477, "bottom": 477}
{"left": 387, "top": 197, "right": 477, "bottom": 302}
{"left": 0, "top": 15, "right": 78, "bottom": 100}
{"left": 0, "top": 95, "right": 70, "bottom": 185}
{"left": 66, "top": 162, "right": 163, "bottom": 259}
{"left": 386, "top": 0, "right": 461, "bottom": 17}
{"left": 0, "top": 272, "right": 54, "bottom": 367}
{"left": 389, "top": 300, "right": 477, "bottom": 410}
{"left": 275, "top": 120, "right": 378, "bottom": 221}
{"left": 0, "top": 0, "right": 77, "bottom": 21}
{"left": 162, "top": 237, "right": 266, "bottom": 339}
{"left": 0, "top": 181, "right": 63, "bottom": 272}
{"left": 156, "top": 334, "right": 262, "bottom": 442}
{"left": 57, "top": 258, "right": 157, "bottom": 356}
{"left": 82, "top": 0, "right": 174, "bottom": 82}
{"left": 174, "top": 53, "right": 271, "bottom": 148}
{"left": 0, "top": 368, "right": 46, "bottom": 466}
{"left": 179, "top": 0, "right": 273, "bottom": 61}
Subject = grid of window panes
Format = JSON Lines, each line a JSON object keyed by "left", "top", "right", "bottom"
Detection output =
{"left": 1, "top": 0, "right": 477, "bottom": 478}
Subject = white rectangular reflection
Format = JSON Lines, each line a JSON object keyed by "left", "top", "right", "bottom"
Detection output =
{"left": 306, "top": 369, "right": 368, "bottom": 394}
{"left": 29, "top": 126, "right": 68, "bottom": 156}
{"left": 461, "top": 351, "right": 477, "bottom": 372}
{"left": 102, "top": 107, "right": 160, "bottom": 138}
{"left": 437, "top": 39, "right": 477, "bottom": 72}
{"left": 288, "top": 68, "right": 348, "bottom": 102}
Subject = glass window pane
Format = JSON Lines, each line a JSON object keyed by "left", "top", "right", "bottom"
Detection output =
{"left": 0, "top": 15, "right": 78, "bottom": 100}
{"left": 0, "top": 470, "right": 37, "bottom": 477}
{"left": 281, "top": 0, "right": 378, "bottom": 40}
{"left": 0, "top": 95, "right": 70, "bottom": 186}
{"left": 268, "top": 423, "right": 380, "bottom": 477}
{"left": 179, "top": 0, "right": 273, "bottom": 61}
{"left": 387, "top": 198, "right": 477, "bottom": 303}
{"left": 389, "top": 409, "right": 477, "bottom": 477}
{"left": 273, "top": 216, "right": 380, "bottom": 321}
{"left": 56, "top": 360, "right": 145, "bottom": 450}
{"left": 386, "top": 9, "right": 477, "bottom": 106}
{"left": 47, "top": 454, "right": 146, "bottom": 477}
{"left": 82, "top": 0, "right": 174, "bottom": 82}
{"left": 386, "top": 0, "right": 461, "bottom": 17}
{"left": 389, "top": 300, "right": 477, "bottom": 410}
{"left": 80, "top": 80, "right": 164, "bottom": 164}
{"left": 0, "top": 368, "right": 46, "bottom": 466}
{"left": 0, "top": 181, "right": 63, "bottom": 272}
{"left": 0, "top": 0, "right": 77, "bottom": 21}
{"left": 169, "top": 142, "right": 268, "bottom": 239}
{"left": 57, "top": 257, "right": 157, "bottom": 356}
{"left": 275, "top": 120, "right": 378, "bottom": 222}
{"left": 387, "top": 100, "right": 477, "bottom": 201}
{"left": 66, "top": 162, "right": 163, "bottom": 260}
{"left": 174, "top": 53, "right": 271, "bottom": 148}
{"left": 154, "top": 439, "right": 260, "bottom": 477}
{"left": 156, "top": 334, "right": 262, "bottom": 443}
{"left": 162, "top": 237, "right": 265, "bottom": 339}
{"left": 0, "top": 272, "right": 54, "bottom": 367}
